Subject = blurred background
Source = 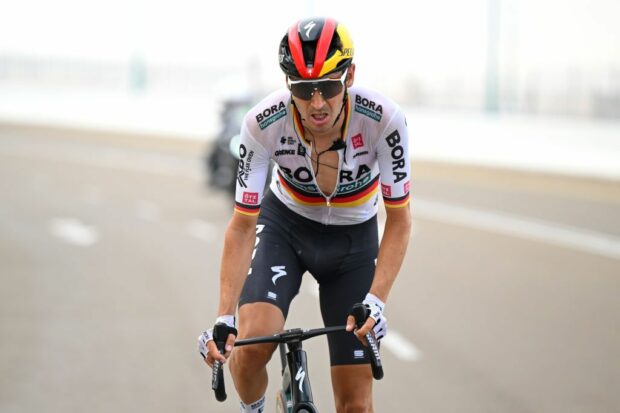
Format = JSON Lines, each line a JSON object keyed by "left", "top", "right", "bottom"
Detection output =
{"left": 1, "top": 0, "right": 619, "bottom": 412}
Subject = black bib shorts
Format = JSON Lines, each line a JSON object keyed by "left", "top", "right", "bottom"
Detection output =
{"left": 239, "top": 190, "right": 379, "bottom": 366}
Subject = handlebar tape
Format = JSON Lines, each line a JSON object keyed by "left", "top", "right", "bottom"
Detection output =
{"left": 212, "top": 323, "right": 235, "bottom": 401}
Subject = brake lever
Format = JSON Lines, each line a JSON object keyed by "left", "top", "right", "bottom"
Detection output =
{"left": 351, "top": 303, "right": 384, "bottom": 380}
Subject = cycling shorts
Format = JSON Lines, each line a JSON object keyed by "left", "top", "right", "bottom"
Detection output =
{"left": 239, "top": 190, "right": 379, "bottom": 366}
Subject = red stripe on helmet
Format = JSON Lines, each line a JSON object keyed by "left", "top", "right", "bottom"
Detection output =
{"left": 309, "top": 18, "right": 337, "bottom": 78}
{"left": 288, "top": 21, "right": 308, "bottom": 78}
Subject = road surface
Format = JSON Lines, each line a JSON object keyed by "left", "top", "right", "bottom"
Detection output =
{"left": 1, "top": 123, "right": 619, "bottom": 412}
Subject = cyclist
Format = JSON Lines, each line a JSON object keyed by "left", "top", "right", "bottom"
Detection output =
{"left": 198, "top": 17, "right": 411, "bottom": 413}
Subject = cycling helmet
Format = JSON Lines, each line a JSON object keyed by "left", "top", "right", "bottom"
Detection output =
{"left": 279, "top": 17, "right": 354, "bottom": 79}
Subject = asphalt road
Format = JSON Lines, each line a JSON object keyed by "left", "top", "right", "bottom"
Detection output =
{"left": 1, "top": 123, "right": 619, "bottom": 413}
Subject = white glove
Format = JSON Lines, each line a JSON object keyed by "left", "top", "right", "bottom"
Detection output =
{"left": 197, "top": 315, "right": 236, "bottom": 360}
{"left": 363, "top": 293, "right": 388, "bottom": 341}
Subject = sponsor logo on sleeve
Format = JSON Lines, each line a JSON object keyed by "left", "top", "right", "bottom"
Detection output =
{"left": 256, "top": 101, "right": 287, "bottom": 130}
{"left": 381, "top": 184, "right": 392, "bottom": 197}
{"left": 385, "top": 130, "right": 407, "bottom": 183}
{"left": 237, "top": 144, "right": 254, "bottom": 188}
{"left": 404, "top": 181, "right": 410, "bottom": 193}
{"left": 354, "top": 95, "right": 383, "bottom": 122}
{"left": 242, "top": 192, "right": 259, "bottom": 205}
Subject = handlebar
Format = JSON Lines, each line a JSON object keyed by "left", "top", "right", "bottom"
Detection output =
{"left": 211, "top": 311, "right": 384, "bottom": 403}
{"left": 234, "top": 325, "right": 346, "bottom": 347}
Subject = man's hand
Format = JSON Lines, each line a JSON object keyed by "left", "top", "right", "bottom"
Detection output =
{"left": 346, "top": 293, "right": 388, "bottom": 344}
{"left": 197, "top": 315, "right": 237, "bottom": 367}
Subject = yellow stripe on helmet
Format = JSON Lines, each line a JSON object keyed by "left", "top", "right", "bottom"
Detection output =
{"left": 318, "top": 23, "right": 354, "bottom": 77}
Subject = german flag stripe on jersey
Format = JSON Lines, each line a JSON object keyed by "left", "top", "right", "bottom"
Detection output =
{"left": 383, "top": 193, "right": 410, "bottom": 208}
{"left": 278, "top": 171, "right": 379, "bottom": 208}
{"left": 234, "top": 202, "right": 261, "bottom": 216}
{"left": 331, "top": 176, "right": 379, "bottom": 207}
{"left": 277, "top": 171, "right": 324, "bottom": 205}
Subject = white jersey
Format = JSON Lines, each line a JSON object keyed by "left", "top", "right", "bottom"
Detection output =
{"left": 234, "top": 85, "right": 410, "bottom": 225}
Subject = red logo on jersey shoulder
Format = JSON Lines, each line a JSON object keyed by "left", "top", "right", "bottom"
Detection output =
{"left": 381, "top": 184, "right": 392, "bottom": 197}
{"left": 242, "top": 192, "right": 259, "bottom": 205}
{"left": 351, "top": 134, "right": 364, "bottom": 149}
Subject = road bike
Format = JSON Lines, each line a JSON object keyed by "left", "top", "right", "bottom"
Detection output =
{"left": 211, "top": 303, "right": 383, "bottom": 412}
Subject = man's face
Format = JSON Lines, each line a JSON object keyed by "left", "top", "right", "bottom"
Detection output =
{"left": 288, "top": 64, "right": 355, "bottom": 135}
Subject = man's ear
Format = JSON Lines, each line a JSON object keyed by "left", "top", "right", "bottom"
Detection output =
{"left": 346, "top": 64, "right": 356, "bottom": 87}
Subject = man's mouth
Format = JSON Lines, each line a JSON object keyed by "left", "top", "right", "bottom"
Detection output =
{"left": 310, "top": 113, "right": 329, "bottom": 122}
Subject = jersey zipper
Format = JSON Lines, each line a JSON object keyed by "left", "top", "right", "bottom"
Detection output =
{"left": 307, "top": 141, "right": 342, "bottom": 225}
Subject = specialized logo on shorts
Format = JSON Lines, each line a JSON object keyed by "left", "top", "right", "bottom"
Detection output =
{"left": 381, "top": 184, "right": 392, "bottom": 197}
{"left": 354, "top": 95, "right": 383, "bottom": 122}
{"left": 271, "top": 266, "right": 287, "bottom": 285}
{"left": 256, "top": 101, "right": 286, "bottom": 130}
{"left": 242, "top": 192, "right": 259, "bottom": 205}
{"left": 267, "top": 291, "right": 277, "bottom": 300}
{"left": 351, "top": 133, "right": 364, "bottom": 149}
{"left": 354, "top": 349, "right": 365, "bottom": 359}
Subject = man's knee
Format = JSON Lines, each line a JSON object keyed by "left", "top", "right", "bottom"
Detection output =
{"left": 335, "top": 400, "right": 372, "bottom": 413}
{"left": 230, "top": 342, "right": 276, "bottom": 374}
{"left": 331, "top": 364, "right": 373, "bottom": 413}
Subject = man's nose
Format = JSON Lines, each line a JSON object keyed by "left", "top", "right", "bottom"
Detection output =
{"left": 309, "top": 89, "right": 327, "bottom": 108}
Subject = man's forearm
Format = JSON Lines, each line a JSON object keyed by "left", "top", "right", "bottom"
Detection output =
{"left": 370, "top": 208, "right": 412, "bottom": 302}
{"left": 217, "top": 222, "right": 256, "bottom": 315}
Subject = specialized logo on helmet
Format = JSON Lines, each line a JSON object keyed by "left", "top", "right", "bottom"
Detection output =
{"left": 304, "top": 21, "right": 316, "bottom": 38}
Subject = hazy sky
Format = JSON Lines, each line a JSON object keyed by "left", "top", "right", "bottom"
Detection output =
{"left": 1, "top": 0, "right": 618, "bottom": 84}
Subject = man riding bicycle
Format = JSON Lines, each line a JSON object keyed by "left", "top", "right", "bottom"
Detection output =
{"left": 199, "top": 17, "right": 411, "bottom": 412}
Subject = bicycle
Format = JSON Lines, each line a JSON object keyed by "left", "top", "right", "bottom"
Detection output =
{"left": 210, "top": 303, "right": 384, "bottom": 412}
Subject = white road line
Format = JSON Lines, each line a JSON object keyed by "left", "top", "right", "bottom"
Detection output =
{"left": 382, "top": 331, "right": 423, "bottom": 362}
{"left": 49, "top": 218, "right": 98, "bottom": 246}
{"left": 414, "top": 199, "right": 620, "bottom": 260}
{"left": 186, "top": 220, "right": 216, "bottom": 242}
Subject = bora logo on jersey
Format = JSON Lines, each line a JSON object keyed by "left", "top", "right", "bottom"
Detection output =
{"left": 256, "top": 101, "right": 287, "bottom": 130}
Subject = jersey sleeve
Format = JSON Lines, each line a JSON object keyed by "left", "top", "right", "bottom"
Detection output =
{"left": 376, "top": 109, "right": 411, "bottom": 208}
{"left": 233, "top": 117, "right": 272, "bottom": 216}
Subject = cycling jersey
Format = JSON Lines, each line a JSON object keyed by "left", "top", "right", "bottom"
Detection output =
{"left": 234, "top": 85, "right": 410, "bottom": 225}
